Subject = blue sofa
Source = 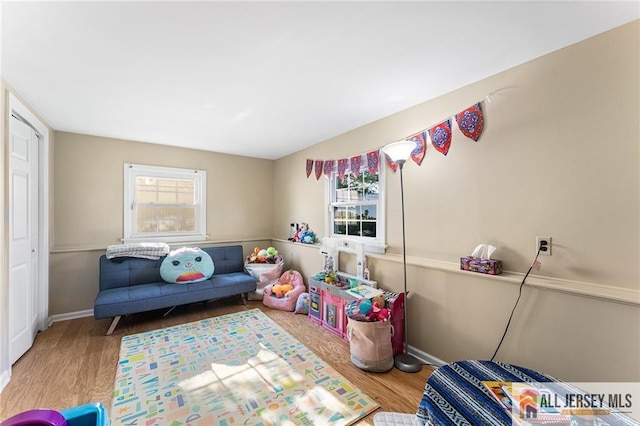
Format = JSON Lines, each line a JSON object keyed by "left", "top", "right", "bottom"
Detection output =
{"left": 94, "top": 245, "right": 256, "bottom": 335}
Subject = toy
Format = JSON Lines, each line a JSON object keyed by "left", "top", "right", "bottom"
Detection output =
{"left": 272, "top": 284, "right": 284, "bottom": 298}
{"left": 271, "top": 282, "right": 294, "bottom": 298}
{"left": 246, "top": 246, "right": 282, "bottom": 264}
{"left": 371, "top": 294, "right": 386, "bottom": 308}
{"left": 346, "top": 296, "right": 389, "bottom": 322}
{"left": 365, "top": 301, "right": 389, "bottom": 322}
{"left": 160, "top": 247, "right": 214, "bottom": 283}
{"left": 262, "top": 270, "right": 306, "bottom": 312}
{"left": 301, "top": 232, "right": 315, "bottom": 244}
{"left": 358, "top": 299, "right": 372, "bottom": 315}
{"left": 293, "top": 223, "right": 316, "bottom": 244}
{"left": 294, "top": 292, "right": 309, "bottom": 314}
{"left": 371, "top": 302, "right": 390, "bottom": 321}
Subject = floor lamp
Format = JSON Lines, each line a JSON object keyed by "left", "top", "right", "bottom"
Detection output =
{"left": 382, "top": 140, "right": 422, "bottom": 373}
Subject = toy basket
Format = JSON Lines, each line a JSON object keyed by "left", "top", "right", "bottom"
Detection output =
{"left": 263, "top": 270, "right": 306, "bottom": 311}
{"left": 347, "top": 317, "right": 394, "bottom": 372}
{"left": 244, "top": 261, "right": 284, "bottom": 300}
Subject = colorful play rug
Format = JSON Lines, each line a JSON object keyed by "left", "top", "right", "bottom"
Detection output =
{"left": 111, "top": 309, "right": 379, "bottom": 425}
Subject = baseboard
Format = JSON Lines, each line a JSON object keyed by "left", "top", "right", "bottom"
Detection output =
{"left": 49, "top": 309, "right": 94, "bottom": 324}
{"left": 409, "top": 345, "right": 447, "bottom": 368}
{"left": 0, "top": 368, "right": 11, "bottom": 394}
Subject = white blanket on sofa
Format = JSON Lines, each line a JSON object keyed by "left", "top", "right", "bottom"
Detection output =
{"left": 106, "top": 242, "right": 170, "bottom": 260}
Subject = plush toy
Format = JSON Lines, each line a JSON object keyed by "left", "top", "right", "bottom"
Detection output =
{"left": 247, "top": 246, "right": 283, "bottom": 264}
{"left": 272, "top": 283, "right": 294, "bottom": 298}
{"left": 370, "top": 302, "right": 390, "bottom": 322}
{"left": 345, "top": 297, "right": 389, "bottom": 322}
{"left": 358, "top": 299, "right": 372, "bottom": 315}
{"left": 301, "top": 231, "right": 315, "bottom": 244}
{"left": 294, "top": 292, "right": 309, "bottom": 314}
{"left": 160, "top": 247, "right": 214, "bottom": 283}
{"left": 294, "top": 223, "right": 307, "bottom": 243}
{"left": 272, "top": 284, "right": 283, "bottom": 297}
{"left": 371, "top": 294, "right": 386, "bottom": 308}
{"left": 293, "top": 223, "right": 315, "bottom": 244}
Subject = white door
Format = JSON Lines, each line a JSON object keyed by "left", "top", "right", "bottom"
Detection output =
{"left": 9, "top": 115, "right": 39, "bottom": 364}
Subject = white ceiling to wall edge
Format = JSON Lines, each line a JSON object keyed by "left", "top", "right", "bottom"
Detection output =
{"left": 2, "top": 1, "right": 638, "bottom": 160}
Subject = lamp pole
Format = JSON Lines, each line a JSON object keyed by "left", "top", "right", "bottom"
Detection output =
{"left": 393, "top": 159, "right": 422, "bottom": 373}
{"left": 381, "top": 139, "right": 422, "bottom": 373}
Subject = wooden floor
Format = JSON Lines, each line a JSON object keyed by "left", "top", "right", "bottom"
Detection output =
{"left": 0, "top": 298, "right": 435, "bottom": 424}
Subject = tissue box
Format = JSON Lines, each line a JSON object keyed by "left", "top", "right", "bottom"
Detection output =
{"left": 460, "top": 256, "right": 503, "bottom": 275}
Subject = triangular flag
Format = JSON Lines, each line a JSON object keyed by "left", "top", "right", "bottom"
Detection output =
{"left": 455, "top": 103, "right": 484, "bottom": 141}
{"left": 385, "top": 154, "right": 398, "bottom": 173}
{"left": 314, "top": 160, "right": 323, "bottom": 180}
{"left": 323, "top": 160, "right": 334, "bottom": 179}
{"left": 367, "top": 150, "right": 380, "bottom": 174}
{"left": 408, "top": 131, "right": 426, "bottom": 165}
{"left": 350, "top": 155, "right": 361, "bottom": 178}
{"left": 305, "top": 159, "right": 313, "bottom": 178}
{"left": 429, "top": 119, "right": 452, "bottom": 156}
{"left": 337, "top": 158, "right": 348, "bottom": 180}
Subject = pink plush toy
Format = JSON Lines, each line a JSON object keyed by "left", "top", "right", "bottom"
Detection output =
{"left": 367, "top": 302, "right": 390, "bottom": 322}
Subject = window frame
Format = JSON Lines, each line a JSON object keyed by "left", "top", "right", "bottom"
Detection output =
{"left": 325, "top": 158, "right": 387, "bottom": 254}
{"left": 123, "top": 163, "right": 207, "bottom": 243}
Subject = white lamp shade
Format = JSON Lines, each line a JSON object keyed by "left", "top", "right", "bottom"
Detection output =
{"left": 382, "top": 140, "right": 416, "bottom": 163}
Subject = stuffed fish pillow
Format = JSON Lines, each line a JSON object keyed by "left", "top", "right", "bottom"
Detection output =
{"left": 160, "top": 247, "right": 214, "bottom": 284}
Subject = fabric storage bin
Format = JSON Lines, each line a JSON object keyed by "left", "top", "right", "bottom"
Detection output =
{"left": 244, "top": 261, "right": 284, "bottom": 300}
{"left": 346, "top": 318, "right": 394, "bottom": 372}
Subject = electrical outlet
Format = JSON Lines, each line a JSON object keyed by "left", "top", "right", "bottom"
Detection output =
{"left": 536, "top": 236, "right": 552, "bottom": 256}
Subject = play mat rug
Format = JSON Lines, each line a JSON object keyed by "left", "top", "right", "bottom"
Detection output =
{"left": 111, "top": 309, "right": 379, "bottom": 425}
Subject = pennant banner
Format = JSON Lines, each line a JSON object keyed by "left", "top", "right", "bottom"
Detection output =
{"left": 304, "top": 98, "right": 490, "bottom": 177}
{"left": 367, "top": 150, "right": 380, "bottom": 175}
{"left": 408, "top": 131, "right": 427, "bottom": 165}
{"left": 305, "top": 159, "right": 313, "bottom": 178}
{"left": 385, "top": 154, "right": 398, "bottom": 173}
{"left": 337, "top": 158, "right": 348, "bottom": 180}
{"left": 456, "top": 102, "right": 484, "bottom": 141}
{"left": 350, "top": 155, "right": 361, "bottom": 178}
{"left": 323, "top": 160, "right": 334, "bottom": 179}
{"left": 314, "top": 160, "right": 323, "bottom": 180}
{"left": 429, "top": 119, "right": 452, "bottom": 156}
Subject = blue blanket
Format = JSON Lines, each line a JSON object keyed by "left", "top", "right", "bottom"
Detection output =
{"left": 417, "top": 360, "right": 638, "bottom": 426}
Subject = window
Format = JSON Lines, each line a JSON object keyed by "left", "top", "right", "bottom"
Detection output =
{"left": 326, "top": 160, "right": 386, "bottom": 253}
{"left": 124, "top": 163, "right": 206, "bottom": 243}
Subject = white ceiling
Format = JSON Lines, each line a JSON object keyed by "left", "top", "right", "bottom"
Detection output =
{"left": 2, "top": 2, "right": 638, "bottom": 160}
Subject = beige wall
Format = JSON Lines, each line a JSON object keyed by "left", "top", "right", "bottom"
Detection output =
{"left": 50, "top": 132, "right": 275, "bottom": 314}
{"left": 272, "top": 21, "right": 640, "bottom": 381}
{"left": 43, "top": 20, "right": 640, "bottom": 381}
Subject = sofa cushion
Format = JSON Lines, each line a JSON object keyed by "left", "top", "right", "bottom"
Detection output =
{"left": 94, "top": 272, "right": 257, "bottom": 319}
{"left": 99, "top": 245, "right": 247, "bottom": 290}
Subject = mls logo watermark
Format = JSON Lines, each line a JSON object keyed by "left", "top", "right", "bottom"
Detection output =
{"left": 483, "top": 381, "right": 640, "bottom": 425}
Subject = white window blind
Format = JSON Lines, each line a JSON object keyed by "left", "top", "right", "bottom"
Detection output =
{"left": 124, "top": 163, "right": 206, "bottom": 243}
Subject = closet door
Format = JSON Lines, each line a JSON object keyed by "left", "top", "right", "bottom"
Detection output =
{"left": 9, "top": 115, "right": 39, "bottom": 364}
